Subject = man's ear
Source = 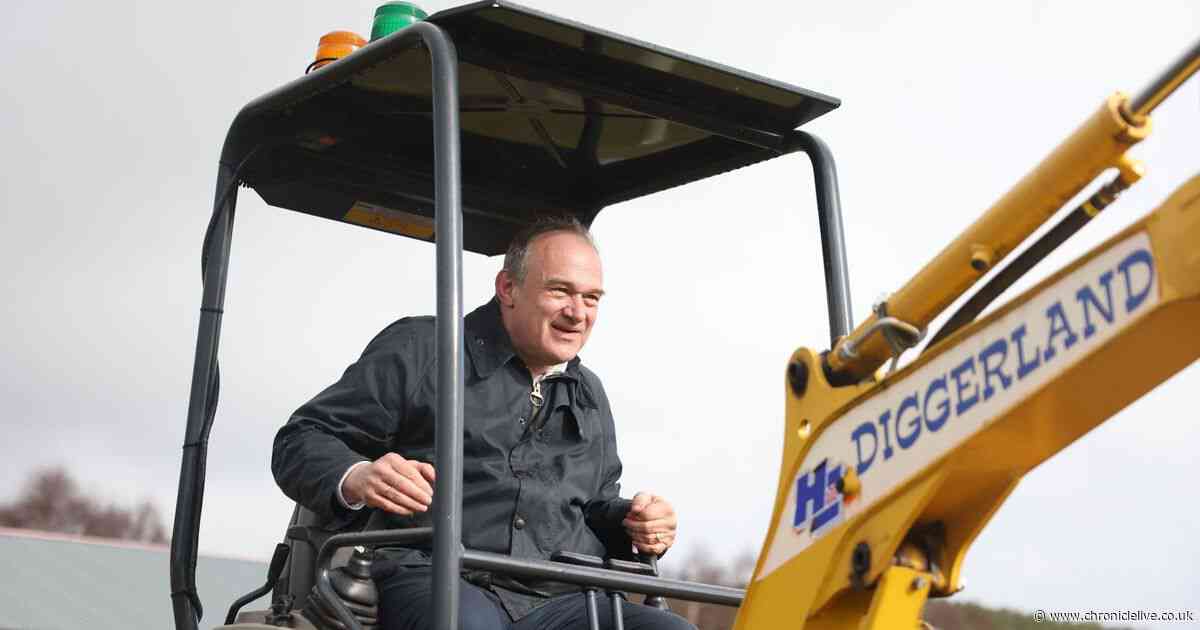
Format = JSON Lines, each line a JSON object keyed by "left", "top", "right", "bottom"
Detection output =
{"left": 495, "top": 270, "right": 516, "bottom": 307}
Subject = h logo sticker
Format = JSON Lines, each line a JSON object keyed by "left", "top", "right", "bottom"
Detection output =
{"left": 793, "top": 460, "right": 844, "bottom": 537}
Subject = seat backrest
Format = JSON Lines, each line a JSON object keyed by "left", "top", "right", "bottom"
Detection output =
{"left": 274, "top": 504, "right": 348, "bottom": 611}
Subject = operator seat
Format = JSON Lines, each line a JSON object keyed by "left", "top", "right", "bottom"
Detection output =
{"left": 274, "top": 505, "right": 324, "bottom": 608}
{"left": 270, "top": 505, "right": 372, "bottom": 622}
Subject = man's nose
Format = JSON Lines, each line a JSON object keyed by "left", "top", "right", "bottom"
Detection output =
{"left": 563, "top": 295, "right": 585, "bottom": 322}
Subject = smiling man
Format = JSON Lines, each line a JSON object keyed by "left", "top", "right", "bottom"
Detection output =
{"left": 272, "top": 217, "right": 691, "bottom": 630}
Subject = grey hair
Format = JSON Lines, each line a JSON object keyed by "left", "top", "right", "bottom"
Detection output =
{"left": 502, "top": 216, "right": 596, "bottom": 284}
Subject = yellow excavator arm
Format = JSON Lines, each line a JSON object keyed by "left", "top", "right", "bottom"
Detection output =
{"left": 736, "top": 41, "right": 1200, "bottom": 630}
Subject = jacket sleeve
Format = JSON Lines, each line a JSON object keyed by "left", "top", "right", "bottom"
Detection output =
{"left": 582, "top": 377, "right": 636, "bottom": 560}
{"left": 271, "top": 321, "right": 423, "bottom": 528}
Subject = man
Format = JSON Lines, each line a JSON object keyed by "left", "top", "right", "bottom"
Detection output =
{"left": 273, "top": 217, "right": 692, "bottom": 630}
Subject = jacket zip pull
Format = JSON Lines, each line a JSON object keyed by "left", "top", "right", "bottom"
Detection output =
{"left": 530, "top": 377, "right": 545, "bottom": 408}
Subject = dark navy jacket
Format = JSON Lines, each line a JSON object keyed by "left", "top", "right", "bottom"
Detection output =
{"left": 272, "top": 299, "right": 633, "bottom": 618}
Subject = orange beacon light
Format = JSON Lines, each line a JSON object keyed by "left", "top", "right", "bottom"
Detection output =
{"left": 308, "top": 31, "right": 368, "bottom": 74}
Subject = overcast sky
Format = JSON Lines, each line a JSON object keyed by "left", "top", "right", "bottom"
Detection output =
{"left": 2, "top": 0, "right": 1198, "bottom": 626}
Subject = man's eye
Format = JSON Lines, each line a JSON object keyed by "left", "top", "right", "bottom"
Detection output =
{"left": 583, "top": 295, "right": 600, "bottom": 306}
{"left": 548, "top": 287, "right": 568, "bottom": 296}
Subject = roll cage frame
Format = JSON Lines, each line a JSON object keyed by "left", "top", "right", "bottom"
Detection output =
{"left": 171, "top": 5, "right": 853, "bottom": 630}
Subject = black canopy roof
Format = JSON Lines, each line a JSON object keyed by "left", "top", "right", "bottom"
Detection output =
{"left": 223, "top": 1, "right": 839, "bottom": 254}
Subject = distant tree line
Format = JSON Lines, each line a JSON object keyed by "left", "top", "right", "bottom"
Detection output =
{"left": 656, "top": 544, "right": 755, "bottom": 630}
{"left": 0, "top": 468, "right": 1128, "bottom": 629}
{"left": 923, "top": 600, "right": 1129, "bottom": 630}
{"left": 0, "top": 466, "right": 167, "bottom": 544}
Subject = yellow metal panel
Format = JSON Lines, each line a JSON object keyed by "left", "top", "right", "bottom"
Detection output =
{"left": 738, "top": 174, "right": 1200, "bottom": 630}
{"left": 860, "top": 566, "right": 930, "bottom": 630}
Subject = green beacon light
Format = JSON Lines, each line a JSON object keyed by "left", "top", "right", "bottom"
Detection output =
{"left": 370, "top": 2, "right": 429, "bottom": 41}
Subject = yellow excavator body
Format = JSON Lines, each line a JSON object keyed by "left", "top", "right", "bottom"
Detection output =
{"left": 737, "top": 171, "right": 1200, "bottom": 629}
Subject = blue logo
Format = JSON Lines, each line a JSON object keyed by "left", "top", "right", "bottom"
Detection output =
{"left": 793, "top": 459, "right": 845, "bottom": 536}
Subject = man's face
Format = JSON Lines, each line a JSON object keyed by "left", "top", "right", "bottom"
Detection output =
{"left": 497, "top": 231, "right": 604, "bottom": 372}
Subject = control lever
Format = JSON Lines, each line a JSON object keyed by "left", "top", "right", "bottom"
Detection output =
{"left": 551, "top": 552, "right": 605, "bottom": 630}
{"left": 636, "top": 554, "right": 670, "bottom": 611}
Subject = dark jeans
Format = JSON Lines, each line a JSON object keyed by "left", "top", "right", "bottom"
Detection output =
{"left": 376, "top": 567, "right": 696, "bottom": 630}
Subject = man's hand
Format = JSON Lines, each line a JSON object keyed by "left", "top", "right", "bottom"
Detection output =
{"left": 621, "top": 491, "right": 677, "bottom": 556}
{"left": 343, "top": 453, "right": 436, "bottom": 515}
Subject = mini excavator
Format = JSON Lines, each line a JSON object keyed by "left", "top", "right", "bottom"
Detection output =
{"left": 169, "top": 3, "right": 1200, "bottom": 629}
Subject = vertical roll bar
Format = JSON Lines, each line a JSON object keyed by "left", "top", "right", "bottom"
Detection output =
{"left": 171, "top": 22, "right": 462, "bottom": 630}
{"left": 788, "top": 131, "right": 854, "bottom": 344}
{"left": 171, "top": 162, "right": 239, "bottom": 630}
{"left": 420, "top": 21, "right": 465, "bottom": 630}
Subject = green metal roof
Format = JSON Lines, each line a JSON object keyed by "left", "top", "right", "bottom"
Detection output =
{"left": 0, "top": 529, "right": 267, "bottom": 630}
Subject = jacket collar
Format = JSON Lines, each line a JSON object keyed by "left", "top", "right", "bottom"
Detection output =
{"left": 465, "top": 299, "right": 595, "bottom": 408}
{"left": 465, "top": 298, "right": 518, "bottom": 380}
